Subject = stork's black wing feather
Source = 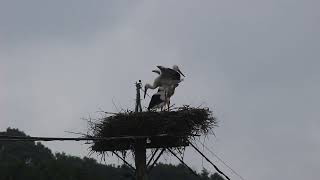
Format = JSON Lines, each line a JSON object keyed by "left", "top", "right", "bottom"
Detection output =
{"left": 157, "top": 66, "right": 180, "bottom": 80}
{"left": 148, "top": 94, "right": 163, "bottom": 110}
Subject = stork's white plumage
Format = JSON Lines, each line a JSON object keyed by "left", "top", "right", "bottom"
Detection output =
{"left": 144, "top": 65, "right": 184, "bottom": 99}
{"left": 163, "top": 83, "right": 179, "bottom": 110}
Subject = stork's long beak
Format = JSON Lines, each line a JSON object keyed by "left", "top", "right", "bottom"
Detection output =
{"left": 144, "top": 87, "right": 147, "bottom": 99}
{"left": 178, "top": 69, "right": 185, "bottom": 77}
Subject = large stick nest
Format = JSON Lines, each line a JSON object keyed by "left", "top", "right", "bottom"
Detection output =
{"left": 89, "top": 106, "right": 217, "bottom": 152}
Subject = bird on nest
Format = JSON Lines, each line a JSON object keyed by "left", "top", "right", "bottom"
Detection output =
{"left": 145, "top": 65, "right": 184, "bottom": 111}
{"left": 144, "top": 65, "right": 185, "bottom": 99}
{"left": 147, "top": 83, "right": 179, "bottom": 111}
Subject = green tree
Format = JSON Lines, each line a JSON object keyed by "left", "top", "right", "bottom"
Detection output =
{"left": 0, "top": 128, "right": 225, "bottom": 180}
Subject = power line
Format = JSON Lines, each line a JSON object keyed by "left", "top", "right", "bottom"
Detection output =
{"left": 197, "top": 140, "right": 245, "bottom": 180}
{"left": 167, "top": 148, "right": 201, "bottom": 179}
{"left": 147, "top": 148, "right": 165, "bottom": 173}
{"left": 147, "top": 149, "right": 160, "bottom": 167}
{"left": 0, "top": 134, "right": 185, "bottom": 142}
{"left": 112, "top": 151, "right": 136, "bottom": 171}
{"left": 187, "top": 140, "right": 231, "bottom": 180}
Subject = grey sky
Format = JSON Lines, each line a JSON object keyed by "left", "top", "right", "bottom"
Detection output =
{"left": 1, "top": 0, "right": 319, "bottom": 179}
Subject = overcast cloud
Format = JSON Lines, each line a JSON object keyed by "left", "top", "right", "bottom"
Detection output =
{"left": 1, "top": 1, "right": 319, "bottom": 180}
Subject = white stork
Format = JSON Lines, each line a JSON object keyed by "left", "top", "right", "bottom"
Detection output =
{"left": 147, "top": 83, "right": 179, "bottom": 111}
{"left": 144, "top": 65, "right": 184, "bottom": 99}
{"left": 147, "top": 87, "right": 166, "bottom": 111}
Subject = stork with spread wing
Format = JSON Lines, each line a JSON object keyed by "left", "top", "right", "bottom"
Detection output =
{"left": 144, "top": 65, "right": 184, "bottom": 99}
{"left": 145, "top": 65, "right": 184, "bottom": 111}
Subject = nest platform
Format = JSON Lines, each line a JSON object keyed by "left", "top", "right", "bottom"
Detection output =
{"left": 89, "top": 106, "right": 216, "bottom": 152}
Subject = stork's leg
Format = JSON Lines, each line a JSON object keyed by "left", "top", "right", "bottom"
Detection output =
{"left": 165, "top": 90, "right": 169, "bottom": 111}
{"left": 167, "top": 99, "right": 170, "bottom": 111}
{"left": 144, "top": 87, "right": 147, "bottom": 99}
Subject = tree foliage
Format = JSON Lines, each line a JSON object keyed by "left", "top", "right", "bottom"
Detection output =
{"left": 0, "top": 128, "right": 224, "bottom": 180}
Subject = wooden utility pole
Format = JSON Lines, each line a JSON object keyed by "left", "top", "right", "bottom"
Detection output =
{"left": 134, "top": 80, "right": 147, "bottom": 180}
